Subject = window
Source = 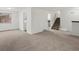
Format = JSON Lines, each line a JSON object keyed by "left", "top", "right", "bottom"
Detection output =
{"left": 0, "top": 13, "right": 11, "bottom": 23}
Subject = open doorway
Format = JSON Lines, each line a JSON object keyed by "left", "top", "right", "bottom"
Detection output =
{"left": 51, "top": 10, "right": 61, "bottom": 30}
{"left": 51, "top": 17, "right": 60, "bottom": 30}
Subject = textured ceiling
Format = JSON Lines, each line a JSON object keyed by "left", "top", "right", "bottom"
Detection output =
{"left": 33, "top": 7, "right": 77, "bottom": 11}
{"left": 0, "top": 7, "right": 19, "bottom": 12}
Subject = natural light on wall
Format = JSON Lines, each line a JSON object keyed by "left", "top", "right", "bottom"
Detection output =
{"left": 48, "top": 13, "right": 51, "bottom": 29}
{"left": 48, "top": 13, "right": 51, "bottom": 20}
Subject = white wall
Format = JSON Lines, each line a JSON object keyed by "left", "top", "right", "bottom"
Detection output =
{"left": 60, "top": 7, "right": 79, "bottom": 32}
{"left": 18, "top": 7, "right": 56, "bottom": 34}
{"left": 31, "top": 8, "right": 51, "bottom": 33}
{"left": 26, "top": 7, "right": 32, "bottom": 34}
{"left": 30, "top": 8, "right": 58, "bottom": 34}
{"left": 18, "top": 7, "right": 32, "bottom": 34}
{"left": 72, "top": 22, "right": 79, "bottom": 34}
{"left": 31, "top": 7, "right": 79, "bottom": 34}
{"left": 18, "top": 8, "right": 25, "bottom": 31}
{"left": 60, "top": 8, "right": 72, "bottom": 31}
{"left": 18, "top": 7, "right": 79, "bottom": 34}
{"left": 0, "top": 11, "right": 19, "bottom": 31}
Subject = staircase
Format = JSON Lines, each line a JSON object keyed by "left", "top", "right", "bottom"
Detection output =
{"left": 51, "top": 17, "right": 60, "bottom": 30}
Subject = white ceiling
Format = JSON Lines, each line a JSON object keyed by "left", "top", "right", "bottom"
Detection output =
{"left": 0, "top": 7, "right": 78, "bottom": 13}
{"left": 33, "top": 7, "right": 77, "bottom": 11}
{"left": 0, "top": 7, "right": 19, "bottom": 12}
{"left": 0, "top": 7, "right": 74, "bottom": 12}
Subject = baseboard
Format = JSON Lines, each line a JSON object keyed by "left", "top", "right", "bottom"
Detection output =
{"left": 59, "top": 28, "right": 68, "bottom": 31}
{"left": 70, "top": 32, "right": 79, "bottom": 36}
{"left": 0, "top": 28, "right": 19, "bottom": 32}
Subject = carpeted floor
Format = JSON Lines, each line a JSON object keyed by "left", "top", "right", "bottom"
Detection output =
{"left": 0, "top": 30, "right": 79, "bottom": 51}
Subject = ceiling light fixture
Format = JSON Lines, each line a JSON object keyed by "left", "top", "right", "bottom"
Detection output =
{"left": 7, "top": 8, "right": 12, "bottom": 10}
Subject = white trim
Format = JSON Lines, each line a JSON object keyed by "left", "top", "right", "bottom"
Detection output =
{"left": 70, "top": 32, "right": 79, "bottom": 36}
{"left": 59, "top": 28, "right": 68, "bottom": 31}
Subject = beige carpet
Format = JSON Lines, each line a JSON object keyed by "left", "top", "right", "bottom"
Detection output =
{"left": 0, "top": 30, "right": 79, "bottom": 51}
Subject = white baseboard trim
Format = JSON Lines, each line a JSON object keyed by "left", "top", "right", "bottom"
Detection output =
{"left": 70, "top": 32, "right": 79, "bottom": 36}
{"left": 0, "top": 28, "right": 19, "bottom": 32}
{"left": 59, "top": 28, "right": 68, "bottom": 31}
